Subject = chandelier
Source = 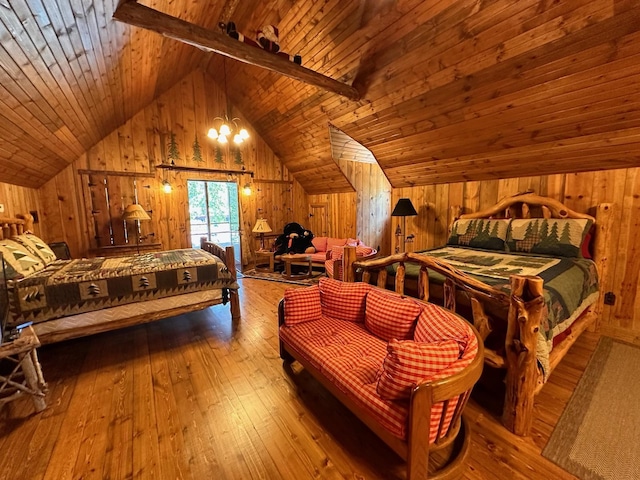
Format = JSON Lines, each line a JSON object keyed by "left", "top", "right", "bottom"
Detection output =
{"left": 207, "top": 55, "right": 249, "bottom": 145}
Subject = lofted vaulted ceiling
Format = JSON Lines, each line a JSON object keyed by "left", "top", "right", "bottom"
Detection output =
{"left": 1, "top": 0, "right": 639, "bottom": 191}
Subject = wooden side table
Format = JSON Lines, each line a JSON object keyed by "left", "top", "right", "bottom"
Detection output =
{"left": 0, "top": 326, "right": 47, "bottom": 413}
{"left": 280, "top": 254, "right": 313, "bottom": 280}
{"left": 255, "top": 250, "right": 275, "bottom": 273}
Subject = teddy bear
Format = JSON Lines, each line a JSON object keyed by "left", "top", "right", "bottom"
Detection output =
{"left": 224, "top": 22, "right": 302, "bottom": 65}
{"left": 273, "top": 223, "right": 315, "bottom": 255}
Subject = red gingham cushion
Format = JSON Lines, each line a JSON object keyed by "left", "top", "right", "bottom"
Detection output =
{"left": 377, "top": 339, "right": 460, "bottom": 400}
{"left": 312, "top": 236, "right": 327, "bottom": 252}
{"left": 284, "top": 285, "right": 322, "bottom": 325}
{"left": 414, "top": 303, "right": 470, "bottom": 346}
{"left": 280, "top": 314, "right": 479, "bottom": 443}
{"left": 319, "top": 277, "right": 371, "bottom": 322}
{"left": 326, "top": 237, "right": 347, "bottom": 251}
{"left": 330, "top": 245, "right": 345, "bottom": 260}
{"left": 364, "top": 289, "right": 421, "bottom": 341}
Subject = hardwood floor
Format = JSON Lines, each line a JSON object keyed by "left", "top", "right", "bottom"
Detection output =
{"left": 0, "top": 278, "right": 598, "bottom": 479}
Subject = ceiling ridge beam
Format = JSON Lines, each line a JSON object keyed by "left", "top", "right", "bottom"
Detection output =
{"left": 113, "top": 2, "right": 360, "bottom": 101}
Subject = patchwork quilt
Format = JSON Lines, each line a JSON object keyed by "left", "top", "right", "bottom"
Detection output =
{"left": 388, "top": 246, "right": 599, "bottom": 379}
{"left": 7, "top": 249, "right": 238, "bottom": 326}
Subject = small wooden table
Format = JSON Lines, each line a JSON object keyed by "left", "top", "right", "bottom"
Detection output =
{"left": 0, "top": 326, "right": 47, "bottom": 413}
{"left": 255, "top": 250, "right": 275, "bottom": 273}
{"left": 280, "top": 254, "right": 313, "bottom": 280}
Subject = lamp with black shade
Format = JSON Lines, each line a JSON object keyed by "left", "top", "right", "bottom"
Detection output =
{"left": 391, "top": 198, "right": 418, "bottom": 253}
{"left": 122, "top": 204, "right": 151, "bottom": 255}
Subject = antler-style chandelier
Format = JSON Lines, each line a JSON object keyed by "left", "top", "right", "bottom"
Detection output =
{"left": 207, "top": 44, "right": 249, "bottom": 145}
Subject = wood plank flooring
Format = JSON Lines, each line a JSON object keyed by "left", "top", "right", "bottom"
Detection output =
{"left": 0, "top": 278, "right": 598, "bottom": 479}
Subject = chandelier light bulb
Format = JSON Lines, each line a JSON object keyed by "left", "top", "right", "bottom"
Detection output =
{"left": 207, "top": 128, "right": 218, "bottom": 139}
{"left": 233, "top": 134, "right": 243, "bottom": 145}
{"left": 218, "top": 134, "right": 228, "bottom": 144}
{"left": 220, "top": 124, "right": 231, "bottom": 136}
{"left": 239, "top": 128, "right": 249, "bottom": 140}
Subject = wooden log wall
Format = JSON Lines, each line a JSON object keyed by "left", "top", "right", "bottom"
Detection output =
{"left": 0, "top": 181, "right": 41, "bottom": 236}
{"left": 391, "top": 168, "right": 640, "bottom": 344}
{"left": 37, "top": 69, "right": 298, "bottom": 265}
{"left": 306, "top": 159, "right": 391, "bottom": 254}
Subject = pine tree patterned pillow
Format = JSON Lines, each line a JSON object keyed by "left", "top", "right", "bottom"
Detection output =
{"left": 506, "top": 218, "right": 593, "bottom": 258}
{"left": 0, "top": 239, "right": 45, "bottom": 279}
{"left": 447, "top": 219, "right": 511, "bottom": 251}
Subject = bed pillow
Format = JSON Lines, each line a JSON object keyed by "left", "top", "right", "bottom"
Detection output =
{"left": 319, "top": 277, "right": 371, "bottom": 322}
{"left": 0, "top": 238, "right": 45, "bottom": 279}
{"left": 365, "top": 288, "right": 421, "bottom": 341}
{"left": 284, "top": 285, "right": 322, "bottom": 325}
{"left": 12, "top": 233, "right": 57, "bottom": 265}
{"left": 506, "top": 218, "right": 593, "bottom": 258}
{"left": 377, "top": 339, "right": 461, "bottom": 400}
{"left": 447, "top": 219, "right": 510, "bottom": 251}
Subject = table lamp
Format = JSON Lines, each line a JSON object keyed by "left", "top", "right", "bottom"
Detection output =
{"left": 391, "top": 198, "right": 418, "bottom": 253}
{"left": 252, "top": 218, "right": 272, "bottom": 251}
{"left": 122, "top": 204, "right": 151, "bottom": 255}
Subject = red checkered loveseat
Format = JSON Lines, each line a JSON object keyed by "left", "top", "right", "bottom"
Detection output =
{"left": 278, "top": 278, "right": 483, "bottom": 480}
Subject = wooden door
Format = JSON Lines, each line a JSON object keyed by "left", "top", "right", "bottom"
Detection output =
{"left": 308, "top": 203, "right": 328, "bottom": 237}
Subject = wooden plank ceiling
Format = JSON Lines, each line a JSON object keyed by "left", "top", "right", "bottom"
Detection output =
{"left": 0, "top": 0, "right": 639, "bottom": 191}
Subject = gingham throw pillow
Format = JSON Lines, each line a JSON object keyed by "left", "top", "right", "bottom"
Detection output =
{"left": 414, "top": 303, "right": 471, "bottom": 350}
{"left": 365, "top": 288, "right": 421, "bottom": 341}
{"left": 319, "top": 277, "right": 371, "bottom": 322}
{"left": 377, "top": 339, "right": 461, "bottom": 400}
{"left": 284, "top": 285, "right": 322, "bottom": 325}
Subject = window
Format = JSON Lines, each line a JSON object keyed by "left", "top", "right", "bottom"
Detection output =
{"left": 187, "top": 180, "right": 241, "bottom": 266}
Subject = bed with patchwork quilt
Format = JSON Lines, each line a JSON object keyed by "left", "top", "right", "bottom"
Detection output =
{"left": 346, "top": 194, "right": 614, "bottom": 437}
{"left": 1, "top": 215, "right": 240, "bottom": 344}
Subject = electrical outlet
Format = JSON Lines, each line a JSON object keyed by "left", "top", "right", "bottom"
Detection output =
{"left": 0, "top": 203, "right": 4, "bottom": 213}
{"left": 604, "top": 292, "right": 616, "bottom": 306}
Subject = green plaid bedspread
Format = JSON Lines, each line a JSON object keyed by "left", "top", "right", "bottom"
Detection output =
{"left": 388, "top": 247, "right": 599, "bottom": 379}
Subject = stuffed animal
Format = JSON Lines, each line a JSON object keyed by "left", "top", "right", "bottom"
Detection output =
{"left": 273, "top": 222, "right": 315, "bottom": 255}
{"left": 224, "top": 22, "right": 302, "bottom": 65}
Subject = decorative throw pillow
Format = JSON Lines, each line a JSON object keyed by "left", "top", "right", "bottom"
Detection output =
{"left": 377, "top": 339, "right": 461, "bottom": 400}
{"left": 12, "top": 233, "right": 57, "bottom": 265}
{"left": 414, "top": 303, "right": 471, "bottom": 351}
{"left": 447, "top": 219, "right": 510, "bottom": 251}
{"left": 326, "top": 237, "right": 346, "bottom": 252}
{"left": 0, "top": 238, "right": 45, "bottom": 279}
{"left": 311, "top": 236, "right": 327, "bottom": 253}
{"left": 506, "top": 218, "right": 593, "bottom": 258}
{"left": 319, "top": 277, "right": 371, "bottom": 322}
{"left": 365, "top": 288, "right": 421, "bottom": 341}
{"left": 284, "top": 285, "right": 322, "bottom": 325}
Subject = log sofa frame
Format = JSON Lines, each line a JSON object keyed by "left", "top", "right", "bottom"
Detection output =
{"left": 1, "top": 213, "right": 240, "bottom": 344}
{"left": 344, "top": 194, "right": 613, "bottom": 436}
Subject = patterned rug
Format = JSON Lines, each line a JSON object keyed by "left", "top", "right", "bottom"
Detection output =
{"left": 240, "top": 268, "right": 325, "bottom": 286}
{"left": 542, "top": 337, "right": 640, "bottom": 479}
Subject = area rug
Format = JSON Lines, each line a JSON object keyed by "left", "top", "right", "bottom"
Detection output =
{"left": 239, "top": 268, "right": 325, "bottom": 286}
{"left": 542, "top": 337, "right": 640, "bottom": 479}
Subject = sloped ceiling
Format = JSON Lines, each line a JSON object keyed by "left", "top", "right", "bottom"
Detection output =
{"left": 1, "top": 0, "right": 639, "bottom": 191}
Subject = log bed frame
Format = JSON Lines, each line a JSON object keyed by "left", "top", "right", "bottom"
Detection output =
{"left": 1, "top": 213, "right": 240, "bottom": 344}
{"left": 342, "top": 193, "right": 613, "bottom": 436}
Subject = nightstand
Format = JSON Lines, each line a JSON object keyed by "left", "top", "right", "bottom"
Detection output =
{"left": 255, "top": 250, "right": 275, "bottom": 273}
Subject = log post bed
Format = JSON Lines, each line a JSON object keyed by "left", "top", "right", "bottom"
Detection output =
{"left": 344, "top": 194, "right": 613, "bottom": 436}
{"left": 0, "top": 214, "right": 240, "bottom": 344}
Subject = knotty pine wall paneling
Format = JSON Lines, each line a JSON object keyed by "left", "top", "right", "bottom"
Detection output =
{"left": 37, "top": 69, "right": 296, "bottom": 268}
{"left": 0, "top": 181, "right": 41, "bottom": 236}
{"left": 389, "top": 168, "right": 640, "bottom": 344}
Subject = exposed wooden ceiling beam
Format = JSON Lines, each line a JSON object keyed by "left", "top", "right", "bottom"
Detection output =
{"left": 113, "top": 2, "right": 360, "bottom": 101}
